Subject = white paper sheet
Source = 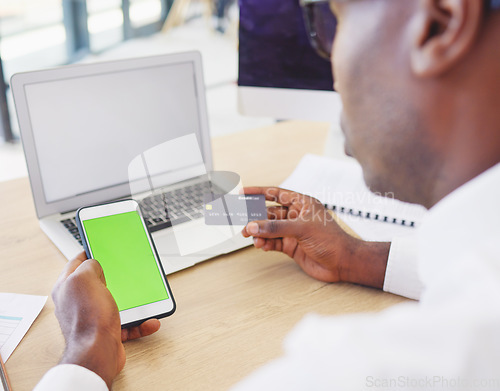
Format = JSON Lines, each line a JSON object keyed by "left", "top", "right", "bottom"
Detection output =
{"left": 0, "top": 293, "right": 47, "bottom": 362}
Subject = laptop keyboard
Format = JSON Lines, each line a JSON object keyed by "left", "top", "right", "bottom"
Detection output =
{"left": 60, "top": 218, "right": 83, "bottom": 246}
{"left": 60, "top": 181, "right": 214, "bottom": 245}
{"left": 139, "top": 181, "right": 211, "bottom": 232}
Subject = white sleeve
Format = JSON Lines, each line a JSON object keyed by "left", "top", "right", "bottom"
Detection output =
{"left": 383, "top": 235, "right": 423, "bottom": 300}
{"left": 33, "top": 364, "right": 108, "bottom": 391}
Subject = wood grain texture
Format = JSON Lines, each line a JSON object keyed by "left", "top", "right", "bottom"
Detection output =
{"left": 0, "top": 121, "right": 407, "bottom": 390}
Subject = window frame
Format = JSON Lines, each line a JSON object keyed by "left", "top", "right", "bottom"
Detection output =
{"left": 0, "top": 0, "right": 174, "bottom": 142}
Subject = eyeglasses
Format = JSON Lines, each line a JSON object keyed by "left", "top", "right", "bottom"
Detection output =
{"left": 491, "top": 0, "right": 500, "bottom": 9}
{"left": 300, "top": 0, "right": 500, "bottom": 61}
{"left": 300, "top": 0, "right": 337, "bottom": 61}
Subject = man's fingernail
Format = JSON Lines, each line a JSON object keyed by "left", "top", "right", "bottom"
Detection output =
{"left": 247, "top": 222, "right": 259, "bottom": 235}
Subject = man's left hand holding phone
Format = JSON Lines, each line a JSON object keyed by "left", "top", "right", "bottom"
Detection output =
{"left": 50, "top": 199, "right": 175, "bottom": 388}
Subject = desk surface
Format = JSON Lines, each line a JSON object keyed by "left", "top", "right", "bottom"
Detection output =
{"left": 0, "top": 121, "right": 406, "bottom": 390}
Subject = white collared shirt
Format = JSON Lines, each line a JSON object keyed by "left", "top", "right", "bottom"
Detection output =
{"left": 35, "top": 163, "right": 500, "bottom": 390}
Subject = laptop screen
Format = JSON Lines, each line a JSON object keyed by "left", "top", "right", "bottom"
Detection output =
{"left": 20, "top": 58, "right": 207, "bottom": 206}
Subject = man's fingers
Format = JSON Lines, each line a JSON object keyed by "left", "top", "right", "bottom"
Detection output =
{"left": 253, "top": 237, "right": 282, "bottom": 252}
{"left": 245, "top": 219, "right": 303, "bottom": 239}
{"left": 52, "top": 256, "right": 102, "bottom": 302}
{"left": 78, "top": 259, "right": 107, "bottom": 285}
{"left": 55, "top": 257, "right": 86, "bottom": 288}
{"left": 263, "top": 238, "right": 283, "bottom": 252}
{"left": 63, "top": 258, "right": 84, "bottom": 277}
{"left": 122, "top": 319, "right": 161, "bottom": 342}
{"left": 55, "top": 252, "right": 89, "bottom": 284}
{"left": 243, "top": 187, "right": 307, "bottom": 207}
{"left": 74, "top": 251, "right": 88, "bottom": 262}
{"left": 267, "top": 206, "right": 288, "bottom": 220}
{"left": 66, "top": 251, "right": 89, "bottom": 274}
{"left": 253, "top": 237, "right": 266, "bottom": 248}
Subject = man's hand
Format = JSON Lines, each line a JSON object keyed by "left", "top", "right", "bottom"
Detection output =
{"left": 51, "top": 252, "right": 161, "bottom": 388}
{"left": 242, "top": 187, "right": 390, "bottom": 289}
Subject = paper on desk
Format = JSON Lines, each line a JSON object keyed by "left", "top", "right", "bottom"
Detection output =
{"left": 0, "top": 293, "right": 47, "bottom": 362}
{"left": 280, "top": 154, "right": 428, "bottom": 242}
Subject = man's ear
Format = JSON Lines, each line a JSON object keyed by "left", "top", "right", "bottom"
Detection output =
{"left": 410, "top": 0, "right": 484, "bottom": 77}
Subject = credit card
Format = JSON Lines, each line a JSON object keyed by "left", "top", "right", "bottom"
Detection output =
{"left": 204, "top": 194, "right": 266, "bottom": 225}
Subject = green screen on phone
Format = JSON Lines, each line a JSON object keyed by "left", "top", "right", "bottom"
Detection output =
{"left": 83, "top": 211, "right": 169, "bottom": 311}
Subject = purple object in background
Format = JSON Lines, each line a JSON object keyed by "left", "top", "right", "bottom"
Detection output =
{"left": 238, "top": 0, "right": 335, "bottom": 91}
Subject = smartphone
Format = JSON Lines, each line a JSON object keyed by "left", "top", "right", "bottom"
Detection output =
{"left": 76, "top": 199, "right": 176, "bottom": 328}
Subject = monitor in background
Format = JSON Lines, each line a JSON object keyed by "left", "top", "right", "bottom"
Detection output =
{"left": 237, "top": 0, "right": 341, "bottom": 122}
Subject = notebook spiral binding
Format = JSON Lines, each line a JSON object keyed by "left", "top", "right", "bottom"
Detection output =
{"left": 324, "top": 203, "right": 417, "bottom": 228}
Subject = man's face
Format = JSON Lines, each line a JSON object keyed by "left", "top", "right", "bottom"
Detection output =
{"left": 330, "top": 0, "right": 437, "bottom": 205}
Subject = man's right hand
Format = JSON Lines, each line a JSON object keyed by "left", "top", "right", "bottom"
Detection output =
{"left": 242, "top": 187, "right": 390, "bottom": 289}
{"left": 51, "top": 253, "right": 161, "bottom": 389}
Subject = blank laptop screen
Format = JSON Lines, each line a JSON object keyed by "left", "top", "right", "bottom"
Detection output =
{"left": 23, "top": 61, "right": 202, "bottom": 204}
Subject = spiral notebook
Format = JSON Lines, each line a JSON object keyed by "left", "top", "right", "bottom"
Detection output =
{"left": 280, "top": 155, "right": 428, "bottom": 242}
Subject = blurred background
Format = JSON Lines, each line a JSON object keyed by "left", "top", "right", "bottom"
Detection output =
{"left": 0, "top": 0, "right": 275, "bottom": 181}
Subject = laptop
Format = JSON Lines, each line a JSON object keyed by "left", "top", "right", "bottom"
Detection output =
{"left": 11, "top": 51, "right": 252, "bottom": 274}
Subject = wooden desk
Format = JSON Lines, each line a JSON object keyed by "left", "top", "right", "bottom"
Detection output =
{"left": 0, "top": 121, "right": 406, "bottom": 390}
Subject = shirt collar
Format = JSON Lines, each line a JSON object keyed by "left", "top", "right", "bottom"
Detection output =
{"left": 417, "top": 162, "right": 500, "bottom": 281}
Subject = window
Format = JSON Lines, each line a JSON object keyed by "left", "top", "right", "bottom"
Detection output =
{"left": 1, "top": 0, "right": 171, "bottom": 77}
{"left": 0, "top": 0, "right": 67, "bottom": 78}
{"left": 0, "top": 0, "right": 173, "bottom": 140}
{"left": 130, "top": 0, "right": 163, "bottom": 28}
{"left": 88, "top": 0, "right": 124, "bottom": 52}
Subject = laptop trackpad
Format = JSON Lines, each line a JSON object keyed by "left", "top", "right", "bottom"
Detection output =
{"left": 153, "top": 219, "right": 244, "bottom": 257}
